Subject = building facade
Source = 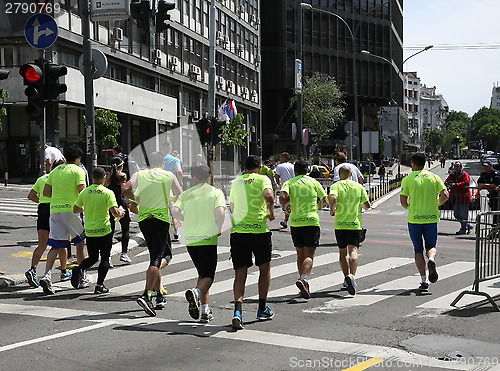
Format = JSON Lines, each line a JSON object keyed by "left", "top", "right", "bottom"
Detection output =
{"left": 490, "top": 84, "right": 500, "bottom": 111}
{"left": 403, "top": 71, "right": 421, "bottom": 146}
{"left": 0, "top": 0, "right": 261, "bottom": 179}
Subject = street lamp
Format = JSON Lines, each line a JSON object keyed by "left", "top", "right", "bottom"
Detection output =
{"left": 403, "top": 45, "right": 433, "bottom": 64}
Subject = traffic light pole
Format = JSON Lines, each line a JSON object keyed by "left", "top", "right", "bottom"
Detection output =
{"left": 206, "top": 0, "right": 217, "bottom": 182}
{"left": 81, "top": 0, "right": 97, "bottom": 172}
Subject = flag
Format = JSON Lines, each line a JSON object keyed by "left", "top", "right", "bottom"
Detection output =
{"left": 218, "top": 99, "right": 237, "bottom": 123}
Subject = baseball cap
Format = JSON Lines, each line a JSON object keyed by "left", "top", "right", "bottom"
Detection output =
{"left": 482, "top": 160, "right": 493, "bottom": 166}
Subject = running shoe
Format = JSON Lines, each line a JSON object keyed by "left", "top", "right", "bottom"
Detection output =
{"left": 80, "top": 272, "right": 93, "bottom": 288}
{"left": 155, "top": 291, "right": 167, "bottom": 310}
{"left": 256, "top": 306, "right": 274, "bottom": 320}
{"left": 119, "top": 253, "right": 132, "bottom": 263}
{"left": 360, "top": 228, "right": 367, "bottom": 243}
{"left": 428, "top": 260, "right": 438, "bottom": 283}
{"left": 200, "top": 310, "right": 214, "bottom": 323}
{"left": 466, "top": 225, "right": 474, "bottom": 235}
{"left": 280, "top": 221, "right": 288, "bottom": 229}
{"left": 418, "top": 281, "right": 429, "bottom": 291}
{"left": 71, "top": 266, "right": 82, "bottom": 289}
{"left": 232, "top": 311, "right": 244, "bottom": 330}
{"left": 108, "top": 257, "right": 114, "bottom": 268}
{"left": 94, "top": 284, "right": 109, "bottom": 294}
{"left": 185, "top": 288, "right": 201, "bottom": 319}
{"left": 25, "top": 268, "right": 39, "bottom": 288}
{"left": 136, "top": 295, "right": 157, "bottom": 317}
{"left": 40, "top": 275, "right": 55, "bottom": 295}
{"left": 296, "top": 278, "right": 310, "bottom": 299}
{"left": 172, "top": 234, "right": 180, "bottom": 242}
{"left": 60, "top": 269, "right": 72, "bottom": 282}
{"left": 345, "top": 274, "right": 357, "bottom": 295}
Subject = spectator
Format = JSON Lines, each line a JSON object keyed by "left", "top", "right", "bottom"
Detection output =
{"left": 378, "top": 163, "right": 386, "bottom": 183}
{"left": 444, "top": 162, "right": 473, "bottom": 235}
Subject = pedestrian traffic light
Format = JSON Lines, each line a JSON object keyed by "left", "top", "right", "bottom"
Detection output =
{"left": 196, "top": 118, "right": 211, "bottom": 145}
{"left": 19, "top": 61, "right": 45, "bottom": 119}
{"left": 130, "top": 0, "right": 151, "bottom": 32}
{"left": 44, "top": 63, "right": 67, "bottom": 100}
{"left": 211, "top": 119, "right": 225, "bottom": 145}
{"left": 0, "top": 69, "right": 9, "bottom": 81}
{"left": 156, "top": 0, "right": 175, "bottom": 32}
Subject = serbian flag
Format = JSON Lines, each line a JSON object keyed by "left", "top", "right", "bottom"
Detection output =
{"left": 218, "top": 99, "right": 237, "bottom": 123}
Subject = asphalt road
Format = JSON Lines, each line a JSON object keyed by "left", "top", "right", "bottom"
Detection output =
{"left": 0, "top": 160, "right": 499, "bottom": 371}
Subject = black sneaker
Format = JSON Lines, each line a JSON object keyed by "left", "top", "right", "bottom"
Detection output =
{"left": 40, "top": 275, "right": 55, "bottom": 295}
{"left": 360, "top": 228, "right": 367, "bottom": 243}
{"left": 136, "top": 295, "right": 156, "bottom": 317}
{"left": 71, "top": 266, "right": 82, "bottom": 289}
{"left": 418, "top": 281, "right": 429, "bottom": 291}
{"left": 428, "top": 260, "right": 438, "bottom": 283}
{"left": 25, "top": 268, "right": 39, "bottom": 288}
{"left": 155, "top": 291, "right": 167, "bottom": 310}
{"left": 94, "top": 284, "right": 109, "bottom": 294}
{"left": 344, "top": 274, "right": 357, "bottom": 295}
{"left": 295, "top": 278, "right": 310, "bottom": 299}
{"left": 280, "top": 221, "right": 288, "bottom": 229}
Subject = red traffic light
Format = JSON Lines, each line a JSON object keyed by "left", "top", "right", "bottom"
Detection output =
{"left": 19, "top": 64, "right": 43, "bottom": 84}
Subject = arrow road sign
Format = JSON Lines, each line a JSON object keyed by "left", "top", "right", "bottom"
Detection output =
{"left": 25, "top": 14, "right": 58, "bottom": 49}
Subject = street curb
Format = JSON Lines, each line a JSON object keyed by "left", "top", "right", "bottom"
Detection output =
{"left": 0, "top": 232, "right": 146, "bottom": 289}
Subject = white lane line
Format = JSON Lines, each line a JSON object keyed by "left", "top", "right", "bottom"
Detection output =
{"left": 0, "top": 210, "right": 37, "bottom": 216}
{"left": 264, "top": 257, "right": 413, "bottom": 301}
{"left": 316, "top": 261, "right": 474, "bottom": 309}
{"left": 418, "top": 276, "right": 500, "bottom": 310}
{"left": 0, "top": 303, "right": 475, "bottom": 370}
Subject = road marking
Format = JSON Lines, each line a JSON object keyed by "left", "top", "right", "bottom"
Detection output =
{"left": 313, "top": 261, "right": 474, "bottom": 310}
{"left": 342, "top": 357, "right": 383, "bottom": 371}
{"left": 0, "top": 303, "right": 477, "bottom": 369}
{"left": 12, "top": 251, "right": 34, "bottom": 258}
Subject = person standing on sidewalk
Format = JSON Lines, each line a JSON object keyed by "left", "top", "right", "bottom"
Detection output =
{"left": 40, "top": 145, "right": 87, "bottom": 295}
{"left": 331, "top": 152, "right": 364, "bottom": 184}
{"left": 230, "top": 155, "right": 275, "bottom": 330}
{"left": 400, "top": 153, "right": 449, "bottom": 291}
{"left": 123, "top": 151, "right": 182, "bottom": 317}
{"left": 478, "top": 159, "right": 500, "bottom": 233}
{"left": 25, "top": 160, "right": 70, "bottom": 288}
{"left": 71, "top": 167, "right": 125, "bottom": 294}
{"left": 274, "top": 152, "right": 295, "bottom": 229}
{"left": 171, "top": 165, "right": 226, "bottom": 323}
{"left": 444, "top": 161, "right": 473, "bottom": 235}
{"left": 279, "top": 160, "right": 327, "bottom": 299}
{"left": 329, "top": 165, "right": 371, "bottom": 296}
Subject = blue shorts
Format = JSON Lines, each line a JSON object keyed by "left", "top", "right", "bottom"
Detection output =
{"left": 407, "top": 222, "right": 438, "bottom": 254}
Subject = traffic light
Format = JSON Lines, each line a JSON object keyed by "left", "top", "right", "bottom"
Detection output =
{"left": 44, "top": 63, "right": 67, "bottom": 100}
{"left": 19, "top": 61, "right": 45, "bottom": 119}
{"left": 211, "top": 119, "right": 225, "bottom": 145}
{"left": 196, "top": 118, "right": 211, "bottom": 145}
{"left": 156, "top": 0, "right": 175, "bottom": 32}
{"left": 130, "top": 0, "right": 151, "bottom": 32}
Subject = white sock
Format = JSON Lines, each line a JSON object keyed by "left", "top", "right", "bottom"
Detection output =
{"left": 421, "top": 275, "right": 427, "bottom": 283}
{"left": 44, "top": 269, "right": 51, "bottom": 277}
{"left": 428, "top": 257, "right": 435, "bottom": 263}
{"left": 201, "top": 304, "right": 209, "bottom": 314}
{"left": 300, "top": 274, "right": 308, "bottom": 281}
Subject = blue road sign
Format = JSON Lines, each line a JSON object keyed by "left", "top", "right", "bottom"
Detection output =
{"left": 25, "top": 14, "right": 58, "bottom": 49}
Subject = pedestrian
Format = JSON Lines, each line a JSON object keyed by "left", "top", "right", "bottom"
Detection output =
{"left": 377, "top": 163, "right": 386, "bottom": 183}
{"left": 332, "top": 152, "right": 364, "bottom": 184}
{"left": 477, "top": 159, "right": 500, "bottom": 236}
{"left": 308, "top": 165, "right": 323, "bottom": 179}
{"left": 112, "top": 145, "right": 138, "bottom": 180}
{"left": 444, "top": 161, "right": 473, "bottom": 235}
{"left": 191, "top": 153, "right": 205, "bottom": 168}
{"left": 274, "top": 152, "right": 295, "bottom": 229}
{"left": 447, "top": 161, "right": 455, "bottom": 175}
{"left": 40, "top": 143, "right": 65, "bottom": 174}
{"left": 25, "top": 160, "right": 70, "bottom": 288}
{"left": 162, "top": 141, "right": 183, "bottom": 241}
{"left": 105, "top": 156, "right": 132, "bottom": 263}
{"left": 440, "top": 156, "right": 446, "bottom": 168}
{"left": 229, "top": 155, "right": 275, "bottom": 330}
{"left": 171, "top": 165, "right": 226, "bottom": 323}
{"left": 279, "top": 160, "right": 327, "bottom": 299}
{"left": 71, "top": 167, "right": 125, "bottom": 293}
{"left": 123, "top": 151, "right": 182, "bottom": 317}
{"left": 400, "top": 153, "right": 449, "bottom": 291}
{"left": 329, "top": 164, "right": 371, "bottom": 296}
{"left": 40, "top": 145, "right": 87, "bottom": 295}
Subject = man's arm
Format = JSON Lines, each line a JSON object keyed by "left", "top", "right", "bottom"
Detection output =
{"left": 110, "top": 206, "right": 125, "bottom": 219}
{"left": 328, "top": 194, "right": 337, "bottom": 216}
{"left": 77, "top": 184, "right": 85, "bottom": 194}
{"left": 362, "top": 200, "right": 371, "bottom": 210}
{"left": 171, "top": 176, "right": 183, "bottom": 197}
{"left": 73, "top": 205, "right": 83, "bottom": 213}
{"left": 263, "top": 188, "right": 275, "bottom": 221}
{"left": 43, "top": 184, "right": 52, "bottom": 198}
{"left": 400, "top": 195, "right": 409, "bottom": 209}
{"left": 279, "top": 190, "right": 290, "bottom": 214}
{"left": 175, "top": 164, "right": 183, "bottom": 187}
{"left": 122, "top": 172, "right": 138, "bottom": 200}
{"left": 27, "top": 189, "right": 39, "bottom": 203}
{"left": 214, "top": 206, "right": 225, "bottom": 235}
{"left": 171, "top": 205, "right": 183, "bottom": 221}
{"left": 45, "top": 159, "right": 51, "bottom": 174}
{"left": 274, "top": 172, "right": 281, "bottom": 187}
{"left": 438, "top": 189, "right": 449, "bottom": 206}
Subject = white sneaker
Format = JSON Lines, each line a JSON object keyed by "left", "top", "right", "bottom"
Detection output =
{"left": 108, "top": 257, "right": 114, "bottom": 268}
{"left": 120, "top": 253, "right": 132, "bottom": 263}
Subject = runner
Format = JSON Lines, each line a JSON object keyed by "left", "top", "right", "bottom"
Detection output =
{"left": 171, "top": 165, "right": 225, "bottom": 323}
{"left": 279, "top": 160, "right": 327, "bottom": 299}
{"left": 400, "top": 153, "right": 449, "bottom": 291}
{"left": 25, "top": 160, "right": 70, "bottom": 288}
{"left": 230, "top": 155, "right": 275, "bottom": 330}
{"left": 40, "top": 145, "right": 87, "bottom": 295}
{"left": 123, "top": 151, "right": 182, "bottom": 317}
{"left": 71, "top": 167, "right": 125, "bottom": 293}
{"left": 274, "top": 152, "right": 295, "bottom": 229}
{"left": 329, "top": 164, "right": 371, "bottom": 296}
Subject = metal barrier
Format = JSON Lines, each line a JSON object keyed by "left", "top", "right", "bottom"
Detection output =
{"left": 450, "top": 211, "right": 500, "bottom": 311}
{"left": 439, "top": 189, "right": 492, "bottom": 224}
{"left": 367, "top": 175, "right": 405, "bottom": 202}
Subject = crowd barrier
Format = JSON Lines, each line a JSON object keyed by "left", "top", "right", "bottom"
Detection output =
{"left": 439, "top": 190, "right": 493, "bottom": 224}
{"left": 450, "top": 211, "right": 500, "bottom": 311}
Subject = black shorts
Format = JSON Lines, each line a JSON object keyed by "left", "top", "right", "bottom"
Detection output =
{"left": 187, "top": 245, "right": 218, "bottom": 281}
{"left": 139, "top": 218, "right": 172, "bottom": 268}
{"left": 291, "top": 226, "right": 320, "bottom": 248}
{"left": 37, "top": 203, "right": 50, "bottom": 231}
{"left": 230, "top": 232, "right": 272, "bottom": 270}
{"left": 335, "top": 229, "right": 361, "bottom": 249}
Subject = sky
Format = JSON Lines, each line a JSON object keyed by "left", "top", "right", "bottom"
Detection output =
{"left": 403, "top": 0, "right": 500, "bottom": 117}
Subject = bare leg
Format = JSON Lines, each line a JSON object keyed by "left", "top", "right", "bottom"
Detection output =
{"left": 347, "top": 245, "right": 358, "bottom": 276}
{"left": 233, "top": 267, "right": 248, "bottom": 303}
{"left": 31, "top": 230, "right": 49, "bottom": 268}
{"left": 197, "top": 277, "right": 213, "bottom": 305}
{"left": 258, "top": 262, "right": 271, "bottom": 299}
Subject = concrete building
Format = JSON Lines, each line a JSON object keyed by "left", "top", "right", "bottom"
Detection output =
{"left": 490, "top": 84, "right": 500, "bottom": 111}
{"left": 0, "top": 0, "right": 261, "bottom": 179}
{"left": 420, "top": 85, "right": 448, "bottom": 135}
{"left": 403, "top": 71, "right": 421, "bottom": 147}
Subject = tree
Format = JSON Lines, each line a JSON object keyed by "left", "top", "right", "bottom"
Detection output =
{"left": 290, "top": 72, "right": 345, "bottom": 139}
{"left": 82, "top": 109, "right": 122, "bottom": 147}
{"left": 0, "top": 89, "right": 8, "bottom": 131}
{"left": 478, "top": 123, "right": 500, "bottom": 152}
{"left": 442, "top": 131, "right": 464, "bottom": 153}
{"left": 423, "top": 128, "right": 443, "bottom": 153}
{"left": 470, "top": 107, "right": 500, "bottom": 146}
{"left": 219, "top": 113, "right": 248, "bottom": 147}
{"left": 444, "top": 111, "right": 470, "bottom": 142}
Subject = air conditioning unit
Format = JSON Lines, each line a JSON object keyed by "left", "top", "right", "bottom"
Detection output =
{"left": 238, "top": 4, "right": 244, "bottom": 14}
{"left": 256, "top": 17, "right": 260, "bottom": 26}
{"left": 111, "top": 27, "right": 123, "bottom": 41}
{"left": 241, "top": 86, "right": 249, "bottom": 97}
{"left": 216, "top": 31, "right": 223, "bottom": 40}
{"left": 152, "top": 49, "right": 161, "bottom": 60}
{"left": 189, "top": 65, "right": 201, "bottom": 75}
{"left": 250, "top": 14, "right": 257, "bottom": 25}
{"left": 169, "top": 56, "right": 179, "bottom": 67}
{"left": 181, "top": 106, "right": 187, "bottom": 116}
{"left": 223, "top": 35, "right": 230, "bottom": 45}
{"left": 226, "top": 80, "right": 234, "bottom": 91}
{"left": 237, "top": 44, "right": 244, "bottom": 56}
{"left": 192, "top": 110, "right": 199, "bottom": 120}
{"left": 254, "top": 54, "right": 261, "bottom": 65}
{"left": 216, "top": 76, "right": 225, "bottom": 89}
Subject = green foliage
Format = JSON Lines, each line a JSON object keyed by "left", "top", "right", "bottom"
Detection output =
{"left": 444, "top": 111, "right": 470, "bottom": 142}
{"left": 219, "top": 113, "right": 248, "bottom": 147}
{"left": 82, "top": 109, "right": 122, "bottom": 147}
{"left": 290, "top": 72, "right": 345, "bottom": 139}
{"left": 0, "top": 89, "right": 9, "bottom": 131}
{"left": 442, "top": 131, "right": 464, "bottom": 152}
{"left": 470, "top": 107, "right": 500, "bottom": 150}
{"left": 423, "top": 128, "right": 444, "bottom": 152}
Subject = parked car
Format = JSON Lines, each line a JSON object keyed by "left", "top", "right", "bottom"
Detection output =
{"left": 316, "top": 165, "right": 330, "bottom": 179}
{"left": 484, "top": 157, "right": 500, "bottom": 170}
{"left": 359, "top": 161, "right": 376, "bottom": 175}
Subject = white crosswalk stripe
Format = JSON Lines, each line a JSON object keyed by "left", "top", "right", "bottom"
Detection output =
{"left": 0, "top": 198, "right": 38, "bottom": 216}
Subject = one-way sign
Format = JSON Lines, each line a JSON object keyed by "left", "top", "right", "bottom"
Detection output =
{"left": 25, "top": 14, "right": 58, "bottom": 49}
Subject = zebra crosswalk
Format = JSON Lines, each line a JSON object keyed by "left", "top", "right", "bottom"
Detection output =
{"left": 0, "top": 197, "right": 38, "bottom": 216}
